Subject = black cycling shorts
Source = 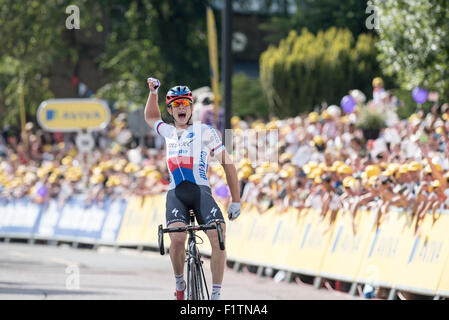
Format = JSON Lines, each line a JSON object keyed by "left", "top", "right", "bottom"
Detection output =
{"left": 165, "top": 181, "right": 225, "bottom": 226}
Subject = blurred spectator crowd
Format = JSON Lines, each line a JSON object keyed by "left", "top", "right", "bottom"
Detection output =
{"left": 0, "top": 115, "right": 170, "bottom": 209}
{"left": 1, "top": 79, "right": 449, "bottom": 236}
{"left": 233, "top": 89, "right": 449, "bottom": 235}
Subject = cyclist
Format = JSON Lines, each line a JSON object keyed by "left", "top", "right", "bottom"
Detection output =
{"left": 144, "top": 77, "right": 241, "bottom": 300}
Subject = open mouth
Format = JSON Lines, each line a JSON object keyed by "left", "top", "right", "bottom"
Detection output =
{"left": 178, "top": 112, "right": 187, "bottom": 121}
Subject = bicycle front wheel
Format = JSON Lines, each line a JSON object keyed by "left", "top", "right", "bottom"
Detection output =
{"left": 186, "top": 258, "right": 201, "bottom": 300}
{"left": 186, "top": 247, "right": 209, "bottom": 300}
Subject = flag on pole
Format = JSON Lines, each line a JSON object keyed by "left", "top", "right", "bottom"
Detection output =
{"left": 206, "top": 7, "right": 221, "bottom": 128}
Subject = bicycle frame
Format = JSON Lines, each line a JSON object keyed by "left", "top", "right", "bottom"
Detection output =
{"left": 185, "top": 213, "right": 207, "bottom": 299}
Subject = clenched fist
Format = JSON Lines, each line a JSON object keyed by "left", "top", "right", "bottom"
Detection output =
{"left": 147, "top": 77, "right": 160, "bottom": 94}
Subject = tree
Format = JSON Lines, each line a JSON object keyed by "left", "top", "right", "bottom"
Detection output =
{"left": 260, "top": 27, "right": 379, "bottom": 118}
{"left": 260, "top": 0, "right": 370, "bottom": 44}
{"left": 0, "top": 0, "right": 106, "bottom": 126}
{"left": 232, "top": 73, "right": 270, "bottom": 119}
{"left": 0, "top": 0, "right": 215, "bottom": 125}
{"left": 97, "top": 0, "right": 212, "bottom": 109}
{"left": 0, "top": 0, "right": 63, "bottom": 125}
{"left": 373, "top": 0, "right": 449, "bottom": 102}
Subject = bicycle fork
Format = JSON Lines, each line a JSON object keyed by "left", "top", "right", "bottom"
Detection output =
{"left": 185, "top": 231, "right": 209, "bottom": 300}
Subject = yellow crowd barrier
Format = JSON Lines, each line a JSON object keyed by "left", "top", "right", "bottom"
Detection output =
{"left": 240, "top": 205, "right": 279, "bottom": 265}
{"left": 225, "top": 203, "right": 255, "bottom": 261}
{"left": 140, "top": 194, "right": 167, "bottom": 247}
{"left": 394, "top": 212, "right": 449, "bottom": 296}
{"left": 116, "top": 194, "right": 167, "bottom": 247}
{"left": 320, "top": 209, "right": 376, "bottom": 282}
{"left": 116, "top": 194, "right": 449, "bottom": 297}
{"left": 266, "top": 207, "right": 302, "bottom": 269}
{"left": 355, "top": 208, "right": 416, "bottom": 288}
{"left": 436, "top": 216, "right": 449, "bottom": 297}
{"left": 284, "top": 208, "right": 336, "bottom": 276}
{"left": 116, "top": 196, "right": 151, "bottom": 244}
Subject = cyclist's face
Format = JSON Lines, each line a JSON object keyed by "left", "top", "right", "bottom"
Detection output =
{"left": 168, "top": 100, "right": 193, "bottom": 125}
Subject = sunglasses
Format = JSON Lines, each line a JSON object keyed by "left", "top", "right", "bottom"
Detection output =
{"left": 170, "top": 99, "right": 191, "bottom": 107}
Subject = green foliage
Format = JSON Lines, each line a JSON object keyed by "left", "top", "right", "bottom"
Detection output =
{"left": 97, "top": 0, "right": 211, "bottom": 105}
{"left": 0, "top": 0, "right": 104, "bottom": 126}
{"left": 260, "top": 0, "right": 370, "bottom": 44}
{"left": 232, "top": 73, "right": 270, "bottom": 119}
{"left": 260, "top": 28, "right": 380, "bottom": 118}
{"left": 94, "top": 77, "right": 146, "bottom": 113}
{"left": 390, "top": 88, "right": 417, "bottom": 120}
{"left": 0, "top": 0, "right": 213, "bottom": 126}
{"left": 0, "top": 57, "right": 54, "bottom": 125}
{"left": 390, "top": 88, "right": 436, "bottom": 120}
{"left": 0, "top": 0, "right": 62, "bottom": 125}
{"left": 373, "top": 0, "right": 449, "bottom": 102}
{"left": 356, "top": 107, "right": 386, "bottom": 130}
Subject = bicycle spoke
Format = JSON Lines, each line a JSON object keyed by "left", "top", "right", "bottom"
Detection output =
{"left": 198, "top": 262, "right": 206, "bottom": 300}
{"left": 199, "top": 260, "right": 210, "bottom": 300}
{"left": 197, "top": 262, "right": 204, "bottom": 300}
{"left": 186, "top": 259, "right": 192, "bottom": 300}
{"left": 187, "top": 257, "right": 197, "bottom": 300}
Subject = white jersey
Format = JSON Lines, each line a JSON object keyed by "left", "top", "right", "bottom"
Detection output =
{"left": 154, "top": 120, "right": 225, "bottom": 190}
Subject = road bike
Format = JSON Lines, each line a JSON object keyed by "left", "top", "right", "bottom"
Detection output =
{"left": 158, "top": 210, "right": 225, "bottom": 300}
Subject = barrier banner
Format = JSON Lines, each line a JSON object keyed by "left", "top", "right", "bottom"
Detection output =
{"left": 319, "top": 209, "right": 376, "bottom": 281}
{"left": 116, "top": 196, "right": 152, "bottom": 244}
{"left": 356, "top": 208, "right": 415, "bottom": 288}
{"left": 241, "top": 205, "right": 279, "bottom": 265}
{"left": 52, "top": 197, "right": 107, "bottom": 240}
{"left": 285, "top": 208, "right": 336, "bottom": 276}
{"left": 225, "top": 203, "right": 253, "bottom": 260}
{"left": 265, "top": 207, "right": 301, "bottom": 268}
{"left": 99, "top": 198, "right": 127, "bottom": 243}
{"left": 0, "top": 198, "right": 43, "bottom": 237}
{"left": 281, "top": 208, "right": 309, "bottom": 271}
{"left": 228, "top": 204, "right": 259, "bottom": 262}
{"left": 141, "top": 194, "right": 168, "bottom": 247}
{"left": 436, "top": 214, "right": 449, "bottom": 297}
{"left": 253, "top": 206, "right": 285, "bottom": 266}
{"left": 33, "top": 196, "right": 126, "bottom": 242}
{"left": 395, "top": 212, "right": 449, "bottom": 295}
{"left": 35, "top": 198, "right": 62, "bottom": 237}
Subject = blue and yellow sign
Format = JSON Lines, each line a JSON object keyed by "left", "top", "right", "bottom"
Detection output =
{"left": 116, "top": 196, "right": 152, "bottom": 244}
{"left": 356, "top": 209, "right": 415, "bottom": 288}
{"left": 395, "top": 212, "right": 449, "bottom": 295}
{"left": 285, "top": 208, "right": 336, "bottom": 276}
{"left": 37, "top": 99, "right": 110, "bottom": 132}
{"left": 319, "top": 209, "right": 376, "bottom": 282}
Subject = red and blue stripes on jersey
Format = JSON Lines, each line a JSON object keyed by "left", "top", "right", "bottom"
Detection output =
{"left": 167, "top": 156, "right": 196, "bottom": 185}
{"left": 156, "top": 121, "right": 164, "bottom": 135}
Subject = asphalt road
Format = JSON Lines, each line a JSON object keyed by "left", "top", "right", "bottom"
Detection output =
{"left": 0, "top": 242, "right": 361, "bottom": 300}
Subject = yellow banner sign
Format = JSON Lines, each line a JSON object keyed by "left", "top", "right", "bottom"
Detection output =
{"left": 320, "top": 209, "right": 376, "bottom": 282}
{"left": 37, "top": 99, "right": 110, "bottom": 132}
{"left": 396, "top": 212, "right": 449, "bottom": 296}
{"left": 285, "top": 208, "right": 337, "bottom": 276}
{"left": 116, "top": 196, "right": 152, "bottom": 244}
{"left": 356, "top": 209, "right": 415, "bottom": 288}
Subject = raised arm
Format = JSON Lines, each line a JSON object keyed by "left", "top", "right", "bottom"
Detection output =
{"left": 144, "top": 77, "right": 162, "bottom": 128}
